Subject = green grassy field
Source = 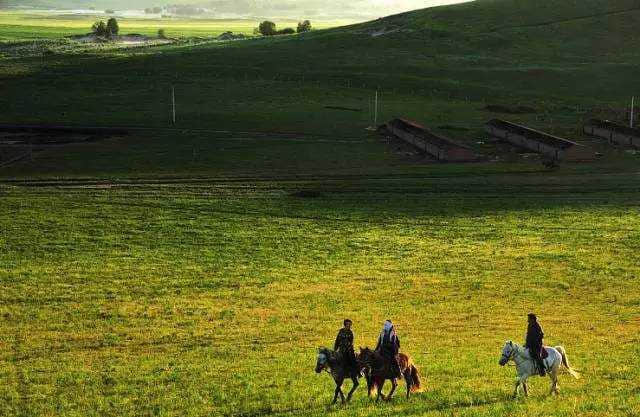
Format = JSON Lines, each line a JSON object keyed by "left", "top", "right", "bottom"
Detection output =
{"left": 0, "top": 11, "right": 347, "bottom": 40}
{"left": 1, "top": 0, "right": 640, "bottom": 416}
{"left": 1, "top": 175, "right": 640, "bottom": 416}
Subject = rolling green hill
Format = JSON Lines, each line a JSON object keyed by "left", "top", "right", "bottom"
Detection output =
{"left": 1, "top": 0, "right": 640, "bottom": 178}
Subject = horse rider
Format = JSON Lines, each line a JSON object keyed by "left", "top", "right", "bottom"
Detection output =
{"left": 525, "top": 313, "right": 546, "bottom": 376}
{"left": 375, "top": 319, "right": 401, "bottom": 377}
{"left": 334, "top": 319, "right": 358, "bottom": 376}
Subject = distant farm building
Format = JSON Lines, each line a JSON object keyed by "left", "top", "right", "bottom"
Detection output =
{"left": 485, "top": 119, "right": 592, "bottom": 161}
{"left": 386, "top": 118, "right": 477, "bottom": 162}
{"left": 584, "top": 119, "right": 640, "bottom": 148}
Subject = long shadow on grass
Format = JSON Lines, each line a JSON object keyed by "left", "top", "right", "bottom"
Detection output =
{"left": 221, "top": 391, "right": 513, "bottom": 417}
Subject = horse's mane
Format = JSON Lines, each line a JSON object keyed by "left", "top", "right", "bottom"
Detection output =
{"left": 319, "top": 347, "right": 342, "bottom": 363}
{"left": 359, "top": 347, "right": 383, "bottom": 364}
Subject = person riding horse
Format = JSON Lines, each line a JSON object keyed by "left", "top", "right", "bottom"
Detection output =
{"left": 334, "top": 319, "right": 358, "bottom": 376}
{"left": 525, "top": 313, "right": 546, "bottom": 376}
{"left": 375, "top": 320, "right": 401, "bottom": 378}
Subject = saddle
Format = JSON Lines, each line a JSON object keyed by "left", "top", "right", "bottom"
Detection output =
{"left": 526, "top": 346, "right": 549, "bottom": 359}
{"left": 541, "top": 347, "right": 549, "bottom": 359}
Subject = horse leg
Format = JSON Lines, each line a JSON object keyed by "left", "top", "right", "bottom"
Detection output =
{"left": 513, "top": 377, "right": 522, "bottom": 399}
{"left": 332, "top": 378, "right": 344, "bottom": 405}
{"left": 387, "top": 378, "right": 398, "bottom": 401}
{"left": 366, "top": 371, "right": 373, "bottom": 397}
{"left": 549, "top": 369, "right": 559, "bottom": 396}
{"left": 522, "top": 381, "right": 529, "bottom": 397}
{"left": 404, "top": 371, "right": 412, "bottom": 399}
{"left": 376, "top": 379, "right": 386, "bottom": 402}
{"left": 346, "top": 377, "right": 359, "bottom": 402}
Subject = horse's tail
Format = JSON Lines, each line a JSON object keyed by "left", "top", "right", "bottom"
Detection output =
{"left": 409, "top": 364, "right": 422, "bottom": 392}
{"left": 555, "top": 346, "right": 580, "bottom": 379}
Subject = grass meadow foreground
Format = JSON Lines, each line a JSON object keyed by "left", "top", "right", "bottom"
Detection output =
{"left": 1, "top": 174, "right": 639, "bottom": 416}
{"left": 2, "top": 1, "right": 640, "bottom": 416}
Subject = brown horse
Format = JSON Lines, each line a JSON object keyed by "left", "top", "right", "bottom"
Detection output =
{"left": 358, "top": 347, "right": 422, "bottom": 401}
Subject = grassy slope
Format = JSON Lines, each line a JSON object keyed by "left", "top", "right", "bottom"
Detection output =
{"left": 1, "top": 1, "right": 639, "bottom": 178}
{"left": 1, "top": 0, "right": 640, "bottom": 178}
{"left": 1, "top": 2, "right": 640, "bottom": 417}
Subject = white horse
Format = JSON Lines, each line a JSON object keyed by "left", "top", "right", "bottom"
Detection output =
{"left": 499, "top": 340, "right": 580, "bottom": 398}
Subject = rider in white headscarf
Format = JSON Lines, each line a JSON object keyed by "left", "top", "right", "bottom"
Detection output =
{"left": 375, "top": 320, "right": 401, "bottom": 377}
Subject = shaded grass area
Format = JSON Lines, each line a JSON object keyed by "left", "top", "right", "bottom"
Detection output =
{"left": 1, "top": 179, "right": 639, "bottom": 416}
{"left": 1, "top": 1, "right": 639, "bottom": 168}
{"left": 1, "top": 126, "right": 638, "bottom": 180}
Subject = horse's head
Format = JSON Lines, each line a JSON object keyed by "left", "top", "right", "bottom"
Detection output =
{"left": 499, "top": 340, "right": 515, "bottom": 366}
{"left": 358, "top": 347, "right": 374, "bottom": 365}
{"left": 315, "top": 348, "right": 331, "bottom": 374}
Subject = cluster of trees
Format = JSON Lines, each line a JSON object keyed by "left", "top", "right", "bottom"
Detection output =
{"left": 144, "top": 7, "right": 163, "bottom": 14}
{"left": 91, "top": 18, "right": 119, "bottom": 38}
{"left": 297, "top": 20, "right": 312, "bottom": 33}
{"left": 256, "top": 20, "right": 312, "bottom": 36}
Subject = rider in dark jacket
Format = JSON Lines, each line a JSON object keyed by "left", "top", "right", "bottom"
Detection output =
{"left": 334, "top": 319, "right": 358, "bottom": 376}
{"left": 375, "top": 320, "right": 401, "bottom": 377}
{"left": 525, "top": 313, "right": 546, "bottom": 376}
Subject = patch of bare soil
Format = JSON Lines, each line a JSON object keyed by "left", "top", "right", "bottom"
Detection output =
{"left": 370, "top": 27, "right": 403, "bottom": 37}
{"left": 69, "top": 33, "right": 173, "bottom": 45}
{"left": 0, "top": 131, "right": 114, "bottom": 146}
{"left": 0, "top": 148, "right": 31, "bottom": 168}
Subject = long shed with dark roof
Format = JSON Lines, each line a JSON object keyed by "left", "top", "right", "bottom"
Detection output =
{"left": 485, "top": 119, "right": 592, "bottom": 161}
{"left": 386, "top": 118, "right": 477, "bottom": 162}
{"left": 584, "top": 119, "right": 640, "bottom": 148}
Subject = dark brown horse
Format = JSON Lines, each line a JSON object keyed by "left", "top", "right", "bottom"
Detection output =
{"left": 358, "top": 347, "right": 422, "bottom": 401}
{"left": 315, "top": 347, "right": 368, "bottom": 404}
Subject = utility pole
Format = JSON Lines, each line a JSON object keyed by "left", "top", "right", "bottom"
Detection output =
{"left": 631, "top": 96, "right": 635, "bottom": 128}
{"left": 171, "top": 86, "right": 176, "bottom": 125}
{"left": 374, "top": 90, "right": 379, "bottom": 127}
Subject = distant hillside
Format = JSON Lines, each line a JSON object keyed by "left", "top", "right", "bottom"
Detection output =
{"left": 337, "top": 0, "right": 640, "bottom": 62}
{"left": 2, "top": 1, "right": 466, "bottom": 19}
{"left": 2, "top": 0, "right": 640, "bottom": 140}
{"left": 3, "top": 0, "right": 175, "bottom": 9}
{"left": 359, "top": 0, "right": 640, "bottom": 32}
